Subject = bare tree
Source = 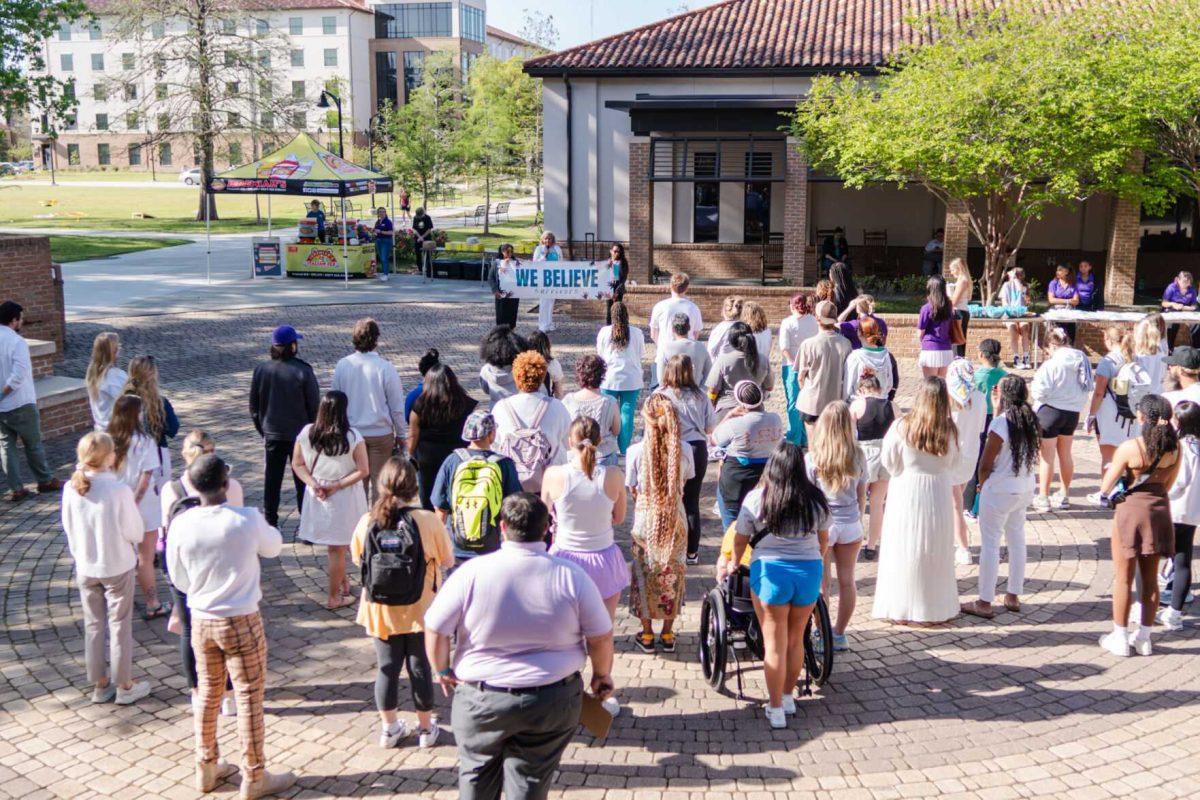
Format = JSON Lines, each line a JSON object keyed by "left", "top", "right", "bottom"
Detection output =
{"left": 519, "top": 10, "right": 559, "bottom": 50}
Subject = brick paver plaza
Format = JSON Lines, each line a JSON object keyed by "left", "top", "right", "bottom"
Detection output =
{"left": 2, "top": 300, "right": 1198, "bottom": 800}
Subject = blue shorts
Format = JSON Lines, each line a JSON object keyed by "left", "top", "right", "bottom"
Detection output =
{"left": 750, "top": 559, "right": 823, "bottom": 607}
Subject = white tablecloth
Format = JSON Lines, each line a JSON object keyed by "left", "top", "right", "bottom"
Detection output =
{"left": 1040, "top": 309, "right": 1200, "bottom": 324}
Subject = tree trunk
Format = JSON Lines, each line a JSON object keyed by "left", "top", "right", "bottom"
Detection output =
{"left": 983, "top": 244, "right": 1008, "bottom": 305}
{"left": 193, "top": 1, "right": 219, "bottom": 222}
{"left": 483, "top": 164, "right": 491, "bottom": 234}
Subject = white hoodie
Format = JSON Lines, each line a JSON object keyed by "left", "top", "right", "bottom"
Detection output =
{"left": 844, "top": 346, "right": 894, "bottom": 400}
{"left": 1170, "top": 436, "right": 1200, "bottom": 524}
{"left": 1031, "top": 347, "right": 1095, "bottom": 413}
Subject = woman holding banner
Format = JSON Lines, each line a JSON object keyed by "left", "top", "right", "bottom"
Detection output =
{"left": 491, "top": 243, "right": 521, "bottom": 328}
{"left": 533, "top": 231, "right": 564, "bottom": 332}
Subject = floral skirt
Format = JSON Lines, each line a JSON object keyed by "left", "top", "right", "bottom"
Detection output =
{"left": 629, "top": 539, "right": 685, "bottom": 620}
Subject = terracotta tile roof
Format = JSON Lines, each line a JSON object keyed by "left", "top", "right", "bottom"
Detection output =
{"left": 524, "top": 0, "right": 965, "bottom": 76}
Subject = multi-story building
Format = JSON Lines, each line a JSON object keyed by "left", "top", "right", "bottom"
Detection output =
{"left": 31, "top": 0, "right": 530, "bottom": 170}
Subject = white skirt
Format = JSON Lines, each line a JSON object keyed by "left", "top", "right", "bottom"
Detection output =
{"left": 918, "top": 349, "right": 955, "bottom": 369}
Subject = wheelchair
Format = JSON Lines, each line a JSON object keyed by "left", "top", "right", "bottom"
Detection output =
{"left": 698, "top": 565, "right": 834, "bottom": 699}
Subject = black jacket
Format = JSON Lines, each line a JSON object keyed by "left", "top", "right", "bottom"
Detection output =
{"left": 249, "top": 356, "right": 320, "bottom": 442}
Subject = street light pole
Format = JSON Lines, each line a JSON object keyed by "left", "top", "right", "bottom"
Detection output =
{"left": 317, "top": 90, "right": 343, "bottom": 157}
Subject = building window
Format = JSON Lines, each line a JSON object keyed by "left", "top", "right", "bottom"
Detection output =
{"left": 322, "top": 16, "right": 336, "bottom": 34}
{"left": 91, "top": 53, "right": 104, "bottom": 71}
{"left": 222, "top": 19, "right": 236, "bottom": 34}
{"left": 693, "top": 153, "right": 719, "bottom": 243}
{"left": 375, "top": 3, "right": 452, "bottom": 38}
{"left": 224, "top": 51, "right": 236, "bottom": 67}
{"left": 289, "top": 16, "right": 303, "bottom": 34}
{"left": 89, "top": 22, "right": 102, "bottom": 40}
{"left": 461, "top": 5, "right": 485, "bottom": 42}
{"left": 153, "top": 53, "right": 165, "bottom": 78}
{"left": 122, "top": 52, "right": 135, "bottom": 70}
{"left": 158, "top": 143, "right": 172, "bottom": 166}
{"left": 290, "top": 49, "right": 304, "bottom": 66}
{"left": 98, "top": 143, "right": 111, "bottom": 165}
{"left": 63, "top": 113, "right": 77, "bottom": 131}
{"left": 95, "top": 113, "right": 109, "bottom": 131}
{"left": 225, "top": 81, "right": 239, "bottom": 96}
{"left": 151, "top": 22, "right": 165, "bottom": 38}
{"left": 260, "top": 111, "right": 273, "bottom": 129}
{"left": 323, "top": 48, "right": 337, "bottom": 67}
{"left": 228, "top": 142, "right": 242, "bottom": 164}
{"left": 291, "top": 80, "right": 305, "bottom": 99}
{"left": 59, "top": 23, "right": 71, "bottom": 41}
{"left": 155, "top": 83, "right": 168, "bottom": 101}
{"left": 258, "top": 51, "right": 270, "bottom": 68}
{"left": 460, "top": 51, "right": 478, "bottom": 81}
{"left": 157, "top": 113, "right": 170, "bottom": 131}
{"left": 67, "top": 143, "right": 80, "bottom": 165}
{"left": 227, "top": 112, "right": 239, "bottom": 127}
{"left": 259, "top": 79, "right": 272, "bottom": 98}
{"left": 123, "top": 83, "right": 137, "bottom": 100}
{"left": 255, "top": 18, "right": 268, "bottom": 34}
{"left": 403, "top": 51, "right": 424, "bottom": 100}
{"left": 292, "top": 111, "right": 306, "bottom": 130}
{"left": 64, "top": 81, "right": 76, "bottom": 102}
{"left": 128, "top": 144, "right": 142, "bottom": 165}
{"left": 374, "top": 51, "right": 397, "bottom": 109}
{"left": 744, "top": 183, "right": 771, "bottom": 244}
{"left": 126, "top": 111, "right": 139, "bottom": 129}
{"left": 94, "top": 83, "right": 107, "bottom": 101}
{"left": 60, "top": 53, "right": 73, "bottom": 72}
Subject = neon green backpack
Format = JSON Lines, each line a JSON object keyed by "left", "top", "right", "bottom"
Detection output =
{"left": 449, "top": 450, "right": 505, "bottom": 553}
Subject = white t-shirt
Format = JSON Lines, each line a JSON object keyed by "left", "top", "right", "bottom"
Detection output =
{"left": 90, "top": 367, "right": 129, "bottom": 430}
{"left": 707, "top": 320, "right": 736, "bottom": 359}
{"left": 1169, "top": 436, "right": 1200, "bottom": 524}
{"left": 161, "top": 472, "right": 245, "bottom": 521}
{"left": 596, "top": 325, "right": 646, "bottom": 391}
{"left": 115, "top": 433, "right": 158, "bottom": 494}
{"left": 1164, "top": 382, "right": 1200, "bottom": 408}
{"left": 984, "top": 416, "right": 1037, "bottom": 494}
{"left": 492, "top": 392, "right": 572, "bottom": 466}
{"left": 624, "top": 438, "right": 696, "bottom": 491}
{"left": 753, "top": 329, "right": 773, "bottom": 365}
{"left": 649, "top": 296, "right": 703, "bottom": 344}
{"left": 779, "top": 314, "right": 819, "bottom": 364}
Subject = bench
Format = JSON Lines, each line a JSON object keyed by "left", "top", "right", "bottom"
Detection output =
{"left": 463, "top": 204, "right": 489, "bottom": 226}
{"left": 493, "top": 201, "right": 510, "bottom": 223}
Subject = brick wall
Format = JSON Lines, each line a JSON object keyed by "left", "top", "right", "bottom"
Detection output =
{"left": 0, "top": 236, "right": 66, "bottom": 357}
{"left": 943, "top": 199, "right": 970, "bottom": 273}
{"left": 39, "top": 396, "right": 92, "bottom": 440}
{"left": 1105, "top": 197, "right": 1140, "bottom": 305}
{"left": 628, "top": 140, "right": 653, "bottom": 283}
{"left": 783, "top": 139, "right": 808, "bottom": 284}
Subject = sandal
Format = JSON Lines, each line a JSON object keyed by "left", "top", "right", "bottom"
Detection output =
{"left": 635, "top": 633, "right": 655, "bottom": 653}
{"left": 326, "top": 596, "right": 356, "bottom": 611}
{"left": 960, "top": 600, "right": 996, "bottom": 619}
{"left": 142, "top": 601, "right": 172, "bottom": 621}
{"left": 860, "top": 546, "right": 877, "bottom": 562}
{"left": 659, "top": 632, "right": 677, "bottom": 653}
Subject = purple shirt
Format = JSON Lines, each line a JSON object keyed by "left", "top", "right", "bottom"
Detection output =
{"left": 918, "top": 303, "right": 952, "bottom": 351}
{"left": 1075, "top": 274, "right": 1097, "bottom": 309}
{"left": 1164, "top": 282, "right": 1197, "bottom": 307}
{"left": 424, "top": 540, "right": 612, "bottom": 688}
{"left": 841, "top": 314, "right": 889, "bottom": 350}
{"left": 1048, "top": 279, "right": 1076, "bottom": 302}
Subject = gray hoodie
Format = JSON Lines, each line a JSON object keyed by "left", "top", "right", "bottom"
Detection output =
{"left": 479, "top": 364, "right": 518, "bottom": 407}
{"left": 1031, "top": 347, "right": 1095, "bottom": 413}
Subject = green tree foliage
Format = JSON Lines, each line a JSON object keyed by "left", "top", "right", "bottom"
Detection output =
{"left": 380, "top": 51, "right": 461, "bottom": 210}
{"left": 459, "top": 56, "right": 529, "bottom": 232}
{"left": 1, "top": 0, "right": 88, "bottom": 121}
{"left": 792, "top": 1, "right": 1168, "bottom": 302}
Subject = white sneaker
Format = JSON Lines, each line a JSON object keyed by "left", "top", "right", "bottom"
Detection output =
{"left": 91, "top": 684, "right": 116, "bottom": 704}
{"left": 1030, "top": 495, "right": 1051, "bottom": 513}
{"left": 417, "top": 725, "right": 440, "bottom": 749}
{"left": 1158, "top": 607, "right": 1184, "bottom": 632}
{"left": 780, "top": 695, "right": 796, "bottom": 715}
{"left": 1129, "top": 602, "right": 1143, "bottom": 633}
{"left": 1086, "top": 491, "right": 1106, "bottom": 507}
{"left": 955, "top": 546, "right": 973, "bottom": 566}
{"left": 764, "top": 705, "right": 787, "bottom": 729}
{"left": 378, "top": 274, "right": 389, "bottom": 282}
{"left": 114, "top": 682, "right": 151, "bottom": 705}
{"left": 379, "top": 720, "right": 411, "bottom": 748}
{"left": 221, "top": 695, "right": 237, "bottom": 717}
{"left": 190, "top": 692, "right": 200, "bottom": 714}
{"left": 1099, "top": 629, "right": 1131, "bottom": 657}
{"left": 1051, "top": 492, "right": 1069, "bottom": 510}
{"left": 601, "top": 696, "right": 621, "bottom": 719}
{"left": 1129, "top": 630, "right": 1153, "bottom": 656}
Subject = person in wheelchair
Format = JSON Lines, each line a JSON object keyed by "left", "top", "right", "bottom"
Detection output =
{"left": 731, "top": 442, "right": 830, "bottom": 729}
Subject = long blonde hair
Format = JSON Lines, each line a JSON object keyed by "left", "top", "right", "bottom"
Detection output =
{"left": 85, "top": 332, "right": 120, "bottom": 400}
{"left": 568, "top": 416, "right": 601, "bottom": 479}
{"left": 1132, "top": 318, "right": 1161, "bottom": 357}
{"left": 904, "top": 377, "right": 957, "bottom": 457}
{"left": 181, "top": 430, "right": 215, "bottom": 466}
{"left": 743, "top": 300, "right": 768, "bottom": 334}
{"left": 1104, "top": 325, "right": 1133, "bottom": 363}
{"left": 71, "top": 432, "right": 115, "bottom": 496}
{"left": 810, "top": 402, "right": 859, "bottom": 494}
{"left": 638, "top": 393, "right": 683, "bottom": 567}
{"left": 123, "top": 355, "right": 165, "bottom": 439}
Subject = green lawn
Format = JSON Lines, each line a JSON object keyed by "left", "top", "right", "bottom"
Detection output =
{"left": 442, "top": 217, "right": 541, "bottom": 247}
{"left": 5, "top": 170, "right": 166, "bottom": 183}
{"left": 48, "top": 235, "right": 191, "bottom": 263}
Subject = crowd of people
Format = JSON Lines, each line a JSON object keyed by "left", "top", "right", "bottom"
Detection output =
{"left": 0, "top": 250, "right": 1197, "bottom": 798}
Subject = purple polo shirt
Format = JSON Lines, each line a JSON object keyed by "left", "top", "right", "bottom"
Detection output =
{"left": 840, "top": 314, "right": 889, "bottom": 350}
{"left": 918, "top": 303, "right": 952, "bottom": 351}
{"left": 424, "top": 540, "right": 612, "bottom": 688}
{"left": 1048, "top": 279, "right": 1076, "bottom": 302}
{"left": 1075, "top": 274, "right": 1097, "bottom": 309}
{"left": 1164, "top": 282, "right": 1197, "bottom": 307}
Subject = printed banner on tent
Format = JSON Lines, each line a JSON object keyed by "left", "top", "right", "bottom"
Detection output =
{"left": 495, "top": 261, "right": 617, "bottom": 300}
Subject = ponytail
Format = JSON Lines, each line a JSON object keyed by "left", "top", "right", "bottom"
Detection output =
{"left": 72, "top": 432, "right": 115, "bottom": 497}
{"left": 1139, "top": 394, "right": 1178, "bottom": 465}
{"left": 728, "top": 321, "right": 759, "bottom": 373}
{"left": 568, "top": 415, "right": 601, "bottom": 479}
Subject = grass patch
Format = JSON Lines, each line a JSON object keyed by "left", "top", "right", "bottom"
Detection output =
{"left": 49, "top": 235, "right": 190, "bottom": 263}
{"left": 442, "top": 218, "right": 541, "bottom": 248}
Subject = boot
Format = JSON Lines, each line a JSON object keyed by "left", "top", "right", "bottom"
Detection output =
{"left": 196, "top": 761, "right": 237, "bottom": 793}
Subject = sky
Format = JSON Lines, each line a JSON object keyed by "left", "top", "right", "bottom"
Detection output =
{"left": 488, "top": 0, "right": 703, "bottom": 49}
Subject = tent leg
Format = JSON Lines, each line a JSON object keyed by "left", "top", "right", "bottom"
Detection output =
{"left": 341, "top": 197, "right": 348, "bottom": 286}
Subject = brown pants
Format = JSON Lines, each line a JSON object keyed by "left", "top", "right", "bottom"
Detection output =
{"left": 362, "top": 434, "right": 397, "bottom": 501}
{"left": 193, "top": 612, "right": 268, "bottom": 784}
{"left": 78, "top": 569, "right": 135, "bottom": 686}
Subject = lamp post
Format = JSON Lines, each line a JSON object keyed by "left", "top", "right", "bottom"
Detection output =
{"left": 367, "top": 113, "right": 386, "bottom": 207}
{"left": 316, "top": 90, "right": 343, "bottom": 157}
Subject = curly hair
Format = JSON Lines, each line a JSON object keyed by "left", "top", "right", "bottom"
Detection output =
{"left": 123, "top": 355, "right": 166, "bottom": 442}
{"left": 512, "top": 351, "right": 548, "bottom": 393}
{"left": 480, "top": 325, "right": 527, "bottom": 368}
{"left": 638, "top": 393, "right": 684, "bottom": 569}
{"left": 574, "top": 354, "right": 607, "bottom": 390}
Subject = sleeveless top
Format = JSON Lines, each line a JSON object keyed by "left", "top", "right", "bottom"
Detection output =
{"left": 856, "top": 397, "right": 895, "bottom": 442}
{"left": 553, "top": 462, "right": 615, "bottom": 552}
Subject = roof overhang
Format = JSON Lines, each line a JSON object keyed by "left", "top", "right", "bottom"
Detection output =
{"left": 605, "top": 94, "right": 805, "bottom": 135}
{"left": 525, "top": 65, "right": 879, "bottom": 79}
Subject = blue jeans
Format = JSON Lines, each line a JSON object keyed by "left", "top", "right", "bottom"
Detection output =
{"left": 781, "top": 365, "right": 806, "bottom": 447}
{"left": 601, "top": 388, "right": 640, "bottom": 455}
{"left": 375, "top": 237, "right": 394, "bottom": 275}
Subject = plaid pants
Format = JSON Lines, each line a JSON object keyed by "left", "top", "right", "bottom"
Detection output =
{"left": 192, "top": 612, "right": 268, "bottom": 784}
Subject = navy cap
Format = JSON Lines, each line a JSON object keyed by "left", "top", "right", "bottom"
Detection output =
{"left": 272, "top": 325, "right": 303, "bottom": 346}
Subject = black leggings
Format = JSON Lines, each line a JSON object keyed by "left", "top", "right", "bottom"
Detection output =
{"left": 954, "top": 308, "right": 971, "bottom": 358}
{"left": 718, "top": 460, "right": 766, "bottom": 530}
{"left": 374, "top": 633, "right": 434, "bottom": 713}
{"left": 684, "top": 440, "right": 708, "bottom": 556}
{"left": 1172, "top": 523, "right": 1196, "bottom": 612}
{"left": 169, "top": 583, "right": 231, "bottom": 692}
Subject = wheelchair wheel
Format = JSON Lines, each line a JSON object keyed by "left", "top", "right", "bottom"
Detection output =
{"left": 699, "top": 587, "right": 728, "bottom": 688}
{"left": 804, "top": 594, "right": 834, "bottom": 687}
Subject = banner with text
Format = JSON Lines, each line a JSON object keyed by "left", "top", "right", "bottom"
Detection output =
{"left": 496, "top": 260, "right": 617, "bottom": 301}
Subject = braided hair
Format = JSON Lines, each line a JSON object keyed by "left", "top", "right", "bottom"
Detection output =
{"left": 996, "top": 375, "right": 1040, "bottom": 476}
{"left": 1138, "top": 394, "right": 1178, "bottom": 466}
{"left": 638, "top": 393, "right": 684, "bottom": 569}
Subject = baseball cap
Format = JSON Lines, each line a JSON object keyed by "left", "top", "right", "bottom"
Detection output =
{"left": 271, "top": 325, "right": 303, "bottom": 346}
{"left": 1167, "top": 346, "right": 1200, "bottom": 370}
{"left": 462, "top": 409, "right": 496, "bottom": 441}
{"left": 814, "top": 300, "right": 838, "bottom": 325}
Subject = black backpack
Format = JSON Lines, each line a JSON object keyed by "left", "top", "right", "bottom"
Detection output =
{"left": 160, "top": 480, "right": 201, "bottom": 577}
{"left": 361, "top": 508, "right": 428, "bottom": 606}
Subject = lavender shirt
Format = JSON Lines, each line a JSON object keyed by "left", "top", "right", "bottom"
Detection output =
{"left": 424, "top": 540, "right": 612, "bottom": 688}
{"left": 841, "top": 314, "right": 889, "bottom": 350}
{"left": 918, "top": 303, "right": 952, "bottom": 352}
{"left": 1075, "top": 274, "right": 1097, "bottom": 309}
{"left": 1164, "top": 282, "right": 1198, "bottom": 307}
{"left": 1048, "top": 279, "right": 1076, "bottom": 302}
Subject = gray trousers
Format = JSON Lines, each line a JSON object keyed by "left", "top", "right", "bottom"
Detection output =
{"left": 452, "top": 674, "right": 583, "bottom": 800}
{"left": 78, "top": 569, "right": 136, "bottom": 686}
{"left": 0, "top": 403, "right": 53, "bottom": 492}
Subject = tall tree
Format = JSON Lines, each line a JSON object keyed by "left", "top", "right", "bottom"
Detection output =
{"left": 460, "top": 56, "right": 523, "bottom": 233}
{"left": 106, "top": 0, "right": 305, "bottom": 220}
{"left": 380, "top": 51, "right": 461, "bottom": 209}
{"left": 1, "top": 0, "right": 87, "bottom": 121}
{"left": 792, "top": 1, "right": 1167, "bottom": 302}
{"left": 519, "top": 10, "right": 559, "bottom": 50}
{"left": 508, "top": 59, "right": 544, "bottom": 216}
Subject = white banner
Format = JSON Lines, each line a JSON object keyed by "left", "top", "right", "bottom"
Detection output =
{"left": 496, "top": 260, "right": 617, "bottom": 300}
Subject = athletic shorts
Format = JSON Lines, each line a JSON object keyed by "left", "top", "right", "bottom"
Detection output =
{"left": 829, "top": 520, "right": 864, "bottom": 546}
{"left": 750, "top": 559, "right": 823, "bottom": 607}
{"left": 1037, "top": 405, "right": 1080, "bottom": 438}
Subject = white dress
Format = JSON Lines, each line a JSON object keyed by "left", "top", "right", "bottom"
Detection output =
{"left": 115, "top": 432, "right": 162, "bottom": 531}
{"left": 871, "top": 423, "right": 961, "bottom": 623}
{"left": 950, "top": 391, "right": 988, "bottom": 486}
{"left": 296, "top": 425, "right": 369, "bottom": 546}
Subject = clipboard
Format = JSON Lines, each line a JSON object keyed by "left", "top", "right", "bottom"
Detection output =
{"left": 579, "top": 692, "right": 613, "bottom": 740}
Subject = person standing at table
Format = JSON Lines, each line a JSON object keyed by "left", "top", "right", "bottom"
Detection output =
{"left": 1162, "top": 271, "right": 1200, "bottom": 353}
{"left": 305, "top": 200, "right": 326, "bottom": 242}
{"left": 1030, "top": 327, "right": 1094, "bottom": 513}
{"left": 947, "top": 258, "right": 974, "bottom": 358}
{"left": 412, "top": 207, "right": 435, "bottom": 278}
{"left": 532, "top": 231, "right": 564, "bottom": 333}
{"left": 1075, "top": 261, "right": 1102, "bottom": 312}
{"left": 0, "top": 301, "right": 59, "bottom": 502}
{"left": 490, "top": 244, "right": 521, "bottom": 328}
{"left": 1046, "top": 265, "right": 1079, "bottom": 343}
{"left": 372, "top": 207, "right": 395, "bottom": 282}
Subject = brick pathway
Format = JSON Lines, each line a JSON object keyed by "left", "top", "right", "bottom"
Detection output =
{"left": 1, "top": 302, "right": 1197, "bottom": 800}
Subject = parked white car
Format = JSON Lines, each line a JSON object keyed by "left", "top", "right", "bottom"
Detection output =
{"left": 179, "top": 167, "right": 202, "bottom": 185}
